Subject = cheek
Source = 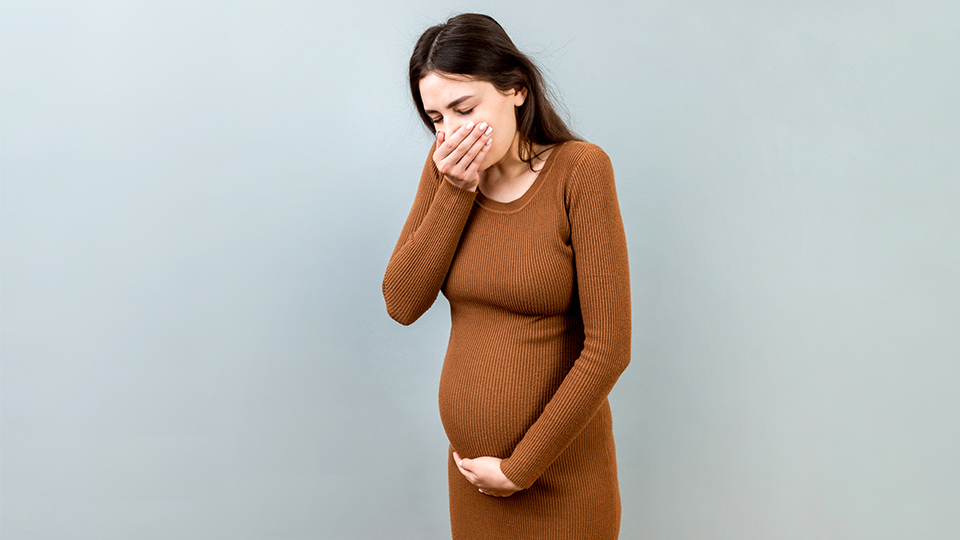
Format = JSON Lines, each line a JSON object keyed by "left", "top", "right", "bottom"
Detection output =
{"left": 491, "top": 122, "right": 512, "bottom": 151}
{"left": 489, "top": 111, "right": 516, "bottom": 148}
{"left": 488, "top": 121, "right": 506, "bottom": 147}
{"left": 479, "top": 131, "right": 506, "bottom": 168}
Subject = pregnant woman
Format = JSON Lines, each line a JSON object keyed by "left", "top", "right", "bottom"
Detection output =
{"left": 382, "top": 13, "right": 631, "bottom": 539}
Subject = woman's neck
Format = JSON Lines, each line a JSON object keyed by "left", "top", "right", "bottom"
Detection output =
{"left": 482, "top": 134, "right": 547, "bottom": 183}
{"left": 478, "top": 134, "right": 552, "bottom": 203}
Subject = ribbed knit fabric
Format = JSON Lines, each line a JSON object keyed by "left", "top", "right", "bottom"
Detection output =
{"left": 383, "top": 140, "right": 631, "bottom": 539}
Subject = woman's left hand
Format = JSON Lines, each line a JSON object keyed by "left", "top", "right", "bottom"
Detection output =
{"left": 453, "top": 452, "right": 522, "bottom": 497}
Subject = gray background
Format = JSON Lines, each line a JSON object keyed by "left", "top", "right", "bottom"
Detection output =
{"left": 2, "top": 1, "right": 958, "bottom": 538}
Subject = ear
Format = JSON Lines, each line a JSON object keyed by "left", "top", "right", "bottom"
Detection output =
{"left": 513, "top": 86, "right": 528, "bottom": 107}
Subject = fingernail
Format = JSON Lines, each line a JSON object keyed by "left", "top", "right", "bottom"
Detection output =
{"left": 484, "top": 126, "right": 493, "bottom": 136}
{"left": 485, "top": 139, "right": 492, "bottom": 146}
{"left": 457, "top": 460, "right": 463, "bottom": 467}
{"left": 478, "top": 122, "right": 487, "bottom": 131}
{"left": 464, "top": 122, "right": 474, "bottom": 131}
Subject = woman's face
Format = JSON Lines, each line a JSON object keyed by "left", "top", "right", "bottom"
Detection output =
{"left": 419, "top": 71, "right": 527, "bottom": 170}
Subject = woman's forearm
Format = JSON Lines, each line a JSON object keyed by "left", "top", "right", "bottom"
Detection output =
{"left": 383, "top": 145, "right": 477, "bottom": 325}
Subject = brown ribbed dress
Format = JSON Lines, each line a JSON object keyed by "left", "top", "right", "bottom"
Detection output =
{"left": 383, "top": 140, "right": 631, "bottom": 539}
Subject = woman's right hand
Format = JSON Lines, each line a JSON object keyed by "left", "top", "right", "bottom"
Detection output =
{"left": 433, "top": 121, "right": 494, "bottom": 192}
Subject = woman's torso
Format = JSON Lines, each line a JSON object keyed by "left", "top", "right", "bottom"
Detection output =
{"left": 437, "top": 141, "right": 584, "bottom": 459}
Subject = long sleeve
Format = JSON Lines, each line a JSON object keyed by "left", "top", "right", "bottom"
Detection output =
{"left": 383, "top": 142, "right": 478, "bottom": 325}
{"left": 499, "top": 146, "right": 632, "bottom": 489}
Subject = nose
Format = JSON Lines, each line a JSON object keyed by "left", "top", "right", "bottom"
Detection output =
{"left": 447, "top": 121, "right": 466, "bottom": 137}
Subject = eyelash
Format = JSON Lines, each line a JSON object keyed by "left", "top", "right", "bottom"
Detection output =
{"left": 431, "top": 108, "right": 474, "bottom": 124}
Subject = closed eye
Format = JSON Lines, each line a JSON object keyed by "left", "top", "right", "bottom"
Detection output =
{"left": 430, "top": 108, "right": 475, "bottom": 124}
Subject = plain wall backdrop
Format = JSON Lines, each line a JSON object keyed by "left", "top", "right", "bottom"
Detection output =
{"left": 2, "top": 1, "right": 958, "bottom": 538}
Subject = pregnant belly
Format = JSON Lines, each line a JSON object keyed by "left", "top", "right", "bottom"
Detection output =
{"left": 437, "top": 335, "right": 576, "bottom": 459}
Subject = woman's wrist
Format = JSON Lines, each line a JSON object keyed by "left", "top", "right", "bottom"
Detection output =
{"left": 444, "top": 175, "right": 478, "bottom": 192}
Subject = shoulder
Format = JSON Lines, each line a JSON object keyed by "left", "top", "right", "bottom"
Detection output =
{"left": 552, "top": 141, "right": 616, "bottom": 197}
{"left": 555, "top": 141, "right": 611, "bottom": 168}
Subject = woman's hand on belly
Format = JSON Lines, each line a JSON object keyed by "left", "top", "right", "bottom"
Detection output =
{"left": 453, "top": 452, "right": 521, "bottom": 497}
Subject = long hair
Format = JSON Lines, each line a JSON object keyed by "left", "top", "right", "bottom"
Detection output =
{"left": 409, "top": 13, "right": 581, "bottom": 169}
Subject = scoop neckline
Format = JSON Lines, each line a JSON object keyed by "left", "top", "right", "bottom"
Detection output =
{"left": 474, "top": 142, "right": 566, "bottom": 213}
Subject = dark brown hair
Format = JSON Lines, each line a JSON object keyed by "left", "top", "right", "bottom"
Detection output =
{"left": 409, "top": 13, "right": 581, "bottom": 169}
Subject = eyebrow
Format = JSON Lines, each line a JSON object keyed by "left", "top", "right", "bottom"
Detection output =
{"left": 423, "top": 95, "right": 475, "bottom": 115}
